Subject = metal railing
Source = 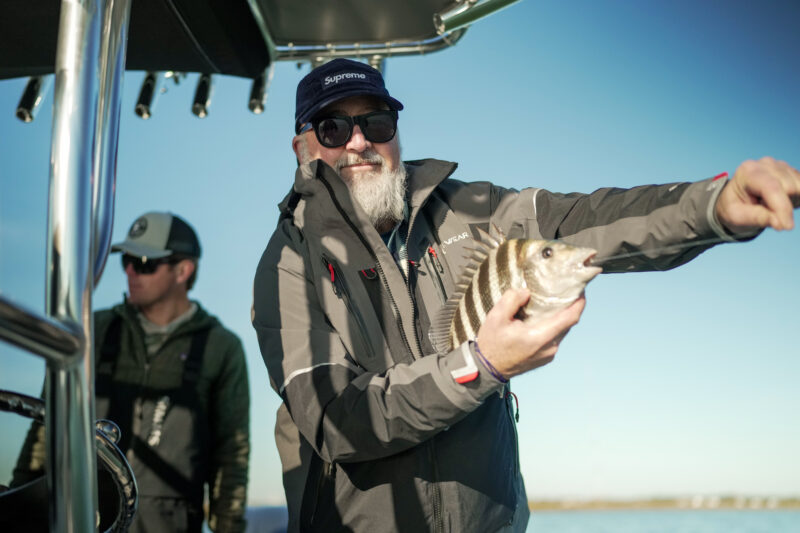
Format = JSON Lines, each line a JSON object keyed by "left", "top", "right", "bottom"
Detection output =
{"left": 0, "top": 390, "right": 138, "bottom": 532}
{"left": 0, "top": 0, "right": 137, "bottom": 530}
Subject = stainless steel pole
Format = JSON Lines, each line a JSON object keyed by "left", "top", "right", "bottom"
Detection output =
{"left": 433, "top": 0, "right": 521, "bottom": 35}
{"left": 46, "top": 0, "right": 102, "bottom": 530}
{"left": 92, "top": 0, "right": 132, "bottom": 286}
{"left": 0, "top": 295, "right": 82, "bottom": 363}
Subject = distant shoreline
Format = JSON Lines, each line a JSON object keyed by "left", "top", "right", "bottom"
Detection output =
{"left": 242, "top": 498, "right": 800, "bottom": 513}
{"left": 529, "top": 497, "right": 800, "bottom": 511}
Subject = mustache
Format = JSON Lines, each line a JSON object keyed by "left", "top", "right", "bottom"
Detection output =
{"left": 334, "top": 150, "right": 384, "bottom": 172}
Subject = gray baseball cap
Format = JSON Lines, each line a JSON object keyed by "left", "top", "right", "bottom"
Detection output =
{"left": 111, "top": 212, "right": 201, "bottom": 259}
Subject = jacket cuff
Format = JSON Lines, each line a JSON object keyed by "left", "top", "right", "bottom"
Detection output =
{"left": 444, "top": 341, "right": 506, "bottom": 397}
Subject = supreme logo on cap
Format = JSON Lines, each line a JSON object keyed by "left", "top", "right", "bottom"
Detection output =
{"left": 323, "top": 72, "right": 367, "bottom": 88}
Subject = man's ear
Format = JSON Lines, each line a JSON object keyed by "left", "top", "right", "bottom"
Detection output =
{"left": 292, "top": 135, "right": 303, "bottom": 163}
{"left": 175, "top": 259, "right": 195, "bottom": 285}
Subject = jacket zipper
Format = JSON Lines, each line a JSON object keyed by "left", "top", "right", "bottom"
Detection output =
{"left": 137, "top": 321, "right": 150, "bottom": 421}
{"left": 407, "top": 212, "right": 446, "bottom": 532}
{"left": 127, "top": 330, "right": 149, "bottom": 458}
{"left": 134, "top": 325, "right": 188, "bottom": 442}
{"left": 402, "top": 215, "right": 425, "bottom": 357}
{"left": 505, "top": 387, "right": 520, "bottom": 478}
{"left": 309, "top": 460, "right": 336, "bottom": 527}
{"left": 424, "top": 245, "right": 448, "bottom": 304}
{"left": 427, "top": 440, "right": 445, "bottom": 533}
{"left": 317, "top": 176, "right": 416, "bottom": 359}
{"left": 323, "top": 256, "right": 375, "bottom": 359}
{"left": 319, "top": 175, "right": 444, "bottom": 528}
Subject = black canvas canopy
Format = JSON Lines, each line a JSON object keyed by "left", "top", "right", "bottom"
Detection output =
{"left": 0, "top": 0, "right": 270, "bottom": 80}
{"left": 0, "top": 0, "right": 471, "bottom": 81}
{"left": 254, "top": 0, "right": 456, "bottom": 46}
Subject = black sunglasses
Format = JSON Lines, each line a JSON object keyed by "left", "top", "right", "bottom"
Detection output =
{"left": 304, "top": 110, "right": 398, "bottom": 148}
{"left": 121, "top": 254, "right": 178, "bottom": 275}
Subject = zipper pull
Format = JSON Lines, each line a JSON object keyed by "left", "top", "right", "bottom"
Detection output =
{"left": 428, "top": 246, "right": 444, "bottom": 273}
{"left": 507, "top": 390, "right": 520, "bottom": 422}
{"left": 325, "top": 260, "right": 341, "bottom": 296}
{"left": 360, "top": 268, "right": 378, "bottom": 280}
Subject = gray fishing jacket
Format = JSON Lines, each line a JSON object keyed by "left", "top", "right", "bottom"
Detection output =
{"left": 252, "top": 158, "right": 736, "bottom": 532}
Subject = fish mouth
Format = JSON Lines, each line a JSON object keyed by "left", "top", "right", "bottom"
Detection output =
{"left": 581, "top": 251, "right": 603, "bottom": 279}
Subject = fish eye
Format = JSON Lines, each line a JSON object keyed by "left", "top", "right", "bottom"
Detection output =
{"left": 542, "top": 247, "right": 553, "bottom": 259}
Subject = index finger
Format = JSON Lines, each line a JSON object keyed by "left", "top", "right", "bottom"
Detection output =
{"left": 523, "top": 293, "right": 587, "bottom": 343}
{"left": 490, "top": 288, "right": 531, "bottom": 322}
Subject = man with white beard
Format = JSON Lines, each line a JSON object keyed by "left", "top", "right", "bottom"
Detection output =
{"left": 294, "top": 134, "right": 407, "bottom": 235}
{"left": 252, "top": 58, "right": 800, "bottom": 532}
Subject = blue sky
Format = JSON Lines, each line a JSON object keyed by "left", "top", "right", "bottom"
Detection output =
{"left": 1, "top": 0, "right": 798, "bottom": 505}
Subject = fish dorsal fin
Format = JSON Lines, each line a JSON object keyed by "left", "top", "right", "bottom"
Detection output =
{"left": 429, "top": 292, "right": 464, "bottom": 354}
{"left": 429, "top": 227, "right": 504, "bottom": 354}
{"left": 461, "top": 245, "right": 490, "bottom": 265}
{"left": 489, "top": 222, "right": 506, "bottom": 243}
{"left": 475, "top": 226, "right": 500, "bottom": 249}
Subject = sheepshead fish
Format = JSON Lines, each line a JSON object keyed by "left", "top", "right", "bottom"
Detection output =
{"left": 431, "top": 229, "right": 602, "bottom": 352}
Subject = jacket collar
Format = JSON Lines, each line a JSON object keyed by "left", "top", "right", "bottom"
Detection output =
{"left": 404, "top": 158, "right": 458, "bottom": 211}
{"left": 114, "top": 298, "right": 213, "bottom": 335}
{"left": 282, "top": 158, "right": 458, "bottom": 223}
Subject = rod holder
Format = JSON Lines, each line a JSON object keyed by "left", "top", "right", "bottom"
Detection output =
{"left": 16, "top": 76, "right": 52, "bottom": 123}
{"left": 134, "top": 71, "right": 163, "bottom": 119}
{"left": 367, "top": 55, "right": 385, "bottom": 74}
{"left": 191, "top": 73, "right": 214, "bottom": 118}
{"left": 248, "top": 64, "right": 274, "bottom": 114}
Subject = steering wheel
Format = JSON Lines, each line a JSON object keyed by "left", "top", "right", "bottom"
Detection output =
{"left": 0, "top": 389, "right": 138, "bottom": 532}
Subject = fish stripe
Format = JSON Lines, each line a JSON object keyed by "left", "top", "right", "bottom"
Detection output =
{"left": 477, "top": 253, "right": 495, "bottom": 316}
{"left": 496, "top": 241, "right": 511, "bottom": 290}
{"left": 453, "top": 299, "right": 469, "bottom": 345}
{"left": 490, "top": 257, "right": 502, "bottom": 306}
{"left": 507, "top": 240, "right": 523, "bottom": 290}
{"left": 465, "top": 278, "right": 482, "bottom": 335}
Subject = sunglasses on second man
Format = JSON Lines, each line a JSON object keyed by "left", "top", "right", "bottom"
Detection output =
{"left": 301, "top": 109, "right": 398, "bottom": 148}
{"left": 121, "top": 254, "right": 180, "bottom": 275}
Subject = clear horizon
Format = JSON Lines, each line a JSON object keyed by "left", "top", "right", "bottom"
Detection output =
{"left": 1, "top": 0, "right": 798, "bottom": 506}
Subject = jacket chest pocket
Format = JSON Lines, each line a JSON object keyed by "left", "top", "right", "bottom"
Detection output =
{"left": 410, "top": 241, "right": 454, "bottom": 352}
{"left": 321, "top": 255, "right": 412, "bottom": 372}
{"left": 322, "top": 256, "right": 377, "bottom": 366}
{"left": 355, "top": 263, "right": 418, "bottom": 368}
{"left": 418, "top": 243, "right": 449, "bottom": 304}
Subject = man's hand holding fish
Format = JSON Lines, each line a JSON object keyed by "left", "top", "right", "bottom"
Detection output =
{"left": 475, "top": 289, "right": 587, "bottom": 379}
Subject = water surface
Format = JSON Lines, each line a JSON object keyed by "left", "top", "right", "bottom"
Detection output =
{"left": 528, "top": 510, "right": 800, "bottom": 533}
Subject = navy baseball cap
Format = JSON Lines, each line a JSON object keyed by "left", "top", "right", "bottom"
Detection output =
{"left": 295, "top": 58, "right": 404, "bottom": 134}
{"left": 111, "top": 212, "right": 201, "bottom": 259}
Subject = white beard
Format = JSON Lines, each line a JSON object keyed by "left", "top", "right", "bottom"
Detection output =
{"left": 298, "top": 138, "right": 407, "bottom": 230}
{"left": 334, "top": 151, "right": 406, "bottom": 231}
